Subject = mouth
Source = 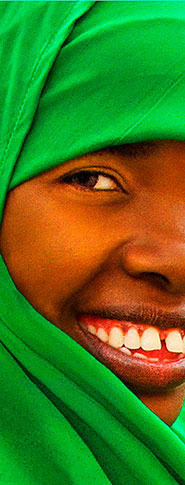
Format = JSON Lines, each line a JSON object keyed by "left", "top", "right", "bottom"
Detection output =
{"left": 76, "top": 311, "right": 185, "bottom": 392}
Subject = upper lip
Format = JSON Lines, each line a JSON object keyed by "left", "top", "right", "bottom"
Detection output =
{"left": 77, "top": 304, "right": 185, "bottom": 330}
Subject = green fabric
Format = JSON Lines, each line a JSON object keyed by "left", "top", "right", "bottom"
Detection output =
{"left": 0, "top": 1, "right": 185, "bottom": 483}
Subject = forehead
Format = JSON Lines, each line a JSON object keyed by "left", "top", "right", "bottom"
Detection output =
{"left": 108, "top": 140, "right": 185, "bottom": 160}
{"left": 107, "top": 141, "right": 159, "bottom": 158}
{"left": 107, "top": 140, "right": 185, "bottom": 177}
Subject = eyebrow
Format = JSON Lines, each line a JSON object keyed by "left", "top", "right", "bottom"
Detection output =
{"left": 107, "top": 141, "right": 159, "bottom": 158}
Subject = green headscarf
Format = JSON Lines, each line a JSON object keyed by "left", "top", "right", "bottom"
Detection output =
{"left": 0, "top": 2, "right": 185, "bottom": 483}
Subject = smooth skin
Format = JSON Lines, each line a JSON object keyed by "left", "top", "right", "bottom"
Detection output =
{"left": 1, "top": 140, "right": 185, "bottom": 426}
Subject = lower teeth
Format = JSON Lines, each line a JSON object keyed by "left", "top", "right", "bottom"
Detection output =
{"left": 133, "top": 352, "right": 147, "bottom": 360}
{"left": 120, "top": 347, "right": 131, "bottom": 356}
{"left": 118, "top": 345, "right": 184, "bottom": 362}
{"left": 120, "top": 348, "right": 157, "bottom": 361}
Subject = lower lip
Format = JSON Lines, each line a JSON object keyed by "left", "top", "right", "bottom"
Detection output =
{"left": 77, "top": 315, "right": 185, "bottom": 392}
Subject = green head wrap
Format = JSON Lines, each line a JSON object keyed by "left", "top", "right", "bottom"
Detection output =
{"left": 0, "top": 2, "right": 185, "bottom": 484}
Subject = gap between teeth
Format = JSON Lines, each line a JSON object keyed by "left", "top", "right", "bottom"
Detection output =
{"left": 85, "top": 324, "right": 185, "bottom": 354}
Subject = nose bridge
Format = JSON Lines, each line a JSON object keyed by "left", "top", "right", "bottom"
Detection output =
{"left": 121, "top": 203, "right": 185, "bottom": 294}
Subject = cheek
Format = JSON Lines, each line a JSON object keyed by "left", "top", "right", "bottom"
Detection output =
{"left": 0, "top": 187, "right": 114, "bottom": 315}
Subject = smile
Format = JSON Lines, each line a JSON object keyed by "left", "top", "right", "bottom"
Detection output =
{"left": 77, "top": 314, "right": 185, "bottom": 392}
{"left": 79, "top": 315, "right": 185, "bottom": 360}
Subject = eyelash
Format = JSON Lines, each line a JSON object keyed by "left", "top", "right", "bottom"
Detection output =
{"left": 60, "top": 170, "right": 121, "bottom": 192}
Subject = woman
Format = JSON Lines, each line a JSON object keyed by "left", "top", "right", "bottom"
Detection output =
{"left": 0, "top": 2, "right": 185, "bottom": 483}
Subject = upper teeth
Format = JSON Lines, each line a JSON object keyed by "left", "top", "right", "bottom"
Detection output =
{"left": 96, "top": 327, "right": 109, "bottom": 343}
{"left": 125, "top": 327, "right": 140, "bottom": 349}
{"left": 165, "top": 331, "right": 183, "bottom": 353}
{"left": 141, "top": 327, "right": 161, "bottom": 351}
{"left": 85, "top": 323, "right": 185, "bottom": 353}
{"left": 87, "top": 325, "right": 96, "bottom": 335}
{"left": 109, "top": 327, "right": 125, "bottom": 348}
{"left": 183, "top": 336, "right": 185, "bottom": 353}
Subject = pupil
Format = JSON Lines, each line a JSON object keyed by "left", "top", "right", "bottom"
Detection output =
{"left": 73, "top": 171, "right": 98, "bottom": 187}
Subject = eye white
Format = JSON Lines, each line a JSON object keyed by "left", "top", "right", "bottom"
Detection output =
{"left": 94, "top": 174, "right": 117, "bottom": 190}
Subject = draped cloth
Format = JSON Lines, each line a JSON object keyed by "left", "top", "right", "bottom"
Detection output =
{"left": 0, "top": 2, "right": 185, "bottom": 483}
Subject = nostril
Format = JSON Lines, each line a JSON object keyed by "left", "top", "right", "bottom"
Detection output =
{"left": 141, "top": 272, "right": 170, "bottom": 287}
{"left": 149, "top": 272, "right": 169, "bottom": 283}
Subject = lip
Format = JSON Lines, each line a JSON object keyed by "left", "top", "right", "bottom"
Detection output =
{"left": 76, "top": 313, "right": 185, "bottom": 392}
{"left": 77, "top": 304, "right": 185, "bottom": 330}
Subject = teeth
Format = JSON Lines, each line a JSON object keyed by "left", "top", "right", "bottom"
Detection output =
{"left": 120, "top": 347, "right": 131, "bottom": 356}
{"left": 133, "top": 352, "right": 147, "bottom": 360}
{"left": 87, "top": 325, "right": 96, "bottom": 335}
{"left": 96, "top": 328, "right": 108, "bottom": 343}
{"left": 183, "top": 336, "right": 185, "bottom": 353}
{"left": 124, "top": 327, "right": 140, "bottom": 349}
{"left": 141, "top": 328, "right": 161, "bottom": 351}
{"left": 87, "top": 321, "right": 185, "bottom": 357}
{"left": 165, "top": 331, "right": 183, "bottom": 353}
{"left": 109, "top": 327, "right": 125, "bottom": 348}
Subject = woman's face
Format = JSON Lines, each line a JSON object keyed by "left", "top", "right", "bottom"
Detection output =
{"left": 1, "top": 139, "right": 185, "bottom": 425}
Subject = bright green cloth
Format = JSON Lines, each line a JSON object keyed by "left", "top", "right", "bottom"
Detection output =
{"left": 0, "top": 2, "right": 185, "bottom": 483}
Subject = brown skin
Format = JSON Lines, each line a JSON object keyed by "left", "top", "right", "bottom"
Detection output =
{"left": 1, "top": 139, "right": 185, "bottom": 426}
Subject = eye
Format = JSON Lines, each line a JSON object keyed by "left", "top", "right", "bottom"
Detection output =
{"left": 62, "top": 170, "right": 119, "bottom": 191}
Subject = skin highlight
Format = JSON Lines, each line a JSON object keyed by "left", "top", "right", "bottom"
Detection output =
{"left": 0, "top": 139, "right": 185, "bottom": 425}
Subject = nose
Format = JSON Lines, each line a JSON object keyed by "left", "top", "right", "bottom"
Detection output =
{"left": 122, "top": 234, "right": 185, "bottom": 295}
